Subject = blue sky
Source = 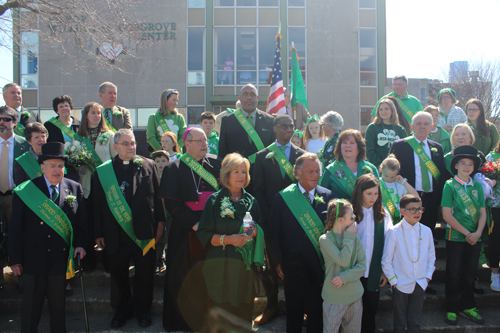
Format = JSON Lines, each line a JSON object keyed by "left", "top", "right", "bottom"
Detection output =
{"left": 1, "top": 0, "right": 499, "bottom": 104}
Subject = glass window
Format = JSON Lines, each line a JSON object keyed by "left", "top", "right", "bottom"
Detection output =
{"left": 236, "top": 28, "right": 256, "bottom": 84}
{"left": 259, "top": 0, "right": 278, "bottom": 5}
{"left": 359, "top": 29, "right": 376, "bottom": 72}
{"left": 40, "top": 110, "right": 54, "bottom": 123}
{"left": 188, "top": 107, "right": 205, "bottom": 125}
{"left": 214, "top": 28, "right": 235, "bottom": 85}
{"left": 188, "top": 28, "right": 205, "bottom": 85}
{"left": 137, "top": 108, "right": 156, "bottom": 127}
{"left": 360, "top": 107, "right": 373, "bottom": 126}
{"left": 215, "top": 0, "right": 234, "bottom": 6}
{"left": 237, "top": 0, "right": 256, "bottom": 5}
{"left": 259, "top": 28, "right": 277, "bottom": 85}
{"left": 21, "top": 32, "right": 39, "bottom": 89}
{"left": 288, "top": 0, "right": 305, "bottom": 6}
{"left": 359, "top": 0, "right": 375, "bottom": 9}
{"left": 360, "top": 72, "right": 376, "bottom": 86}
{"left": 188, "top": 0, "right": 206, "bottom": 7}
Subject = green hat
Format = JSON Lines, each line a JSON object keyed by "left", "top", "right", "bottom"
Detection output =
{"left": 437, "top": 88, "right": 456, "bottom": 102}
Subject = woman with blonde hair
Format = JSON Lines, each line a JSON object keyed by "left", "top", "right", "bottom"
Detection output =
{"left": 147, "top": 88, "right": 187, "bottom": 151}
{"left": 365, "top": 98, "right": 407, "bottom": 168}
{"left": 444, "top": 123, "right": 476, "bottom": 175}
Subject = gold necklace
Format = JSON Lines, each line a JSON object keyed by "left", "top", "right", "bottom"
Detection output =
{"left": 401, "top": 222, "right": 421, "bottom": 263}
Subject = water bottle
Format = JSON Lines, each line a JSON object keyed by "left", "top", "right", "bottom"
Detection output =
{"left": 243, "top": 212, "right": 253, "bottom": 236}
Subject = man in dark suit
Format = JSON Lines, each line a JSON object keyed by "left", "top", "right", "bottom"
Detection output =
{"left": 93, "top": 128, "right": 165, "bottom": 328}
{"left": 161, "top": 127, "right": 222, "bottom": 332}
{"left": 98, "top": 81, "right": 133, "bottom": 131}
{"left": 253, "top": 114, "right": 306, "bottom": 325}
{"left": 269, "top": 153, "right": 336, "bottom": 333}
{"left": 3, "top": 83, "right": 41, "bottom": 137}
{"left": 0, "top": 106, "right": 30, "bottom": 288}
{"left": 9, "top": 142, "right": 87, "bottom": 333}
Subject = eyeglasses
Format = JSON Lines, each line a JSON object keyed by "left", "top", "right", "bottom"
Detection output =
{"left": 467, "top": 108, "right": 481, "bottom": 113}
{"left": 117, "top": 141, "right": 136, "bottom": 147}
{"left": 402, "top": 207, "right": 425, "bottom": 214}
{"left": 0, "top": 117, "right": 13, "bottom": 123}
{"left": 276, "top": 124, "right": 295, "bottom": 130}
{"left": 187, "top": 139, "right": 208, "bottom": 145}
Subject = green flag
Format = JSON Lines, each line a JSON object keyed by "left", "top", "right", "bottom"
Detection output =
{"left": 290, "top": 44, "right": 308, "bottom": 110}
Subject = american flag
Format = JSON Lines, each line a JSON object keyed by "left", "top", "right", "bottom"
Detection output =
{"left": 266, "top": 33, "right": 286, "bottom": 115}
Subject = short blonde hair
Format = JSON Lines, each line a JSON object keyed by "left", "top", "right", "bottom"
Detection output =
{"left": 450, "top": 123, "right": 476, "bottom": 146}
{"left": 220, "top": 153, "right": 251, "bottom": 189}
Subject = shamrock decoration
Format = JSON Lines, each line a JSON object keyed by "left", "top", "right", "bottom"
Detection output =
{"left": 362, "top": 166, "right": 373, "bottom": 174}
{"left": 133, "top": 157, "right": 143, "bottom": 167}
{"left": 220, "top": 197, "right": 236, "bottom": 219}
{"left": 97, "top": 132, "right": 110, "bottom": 145}
{"left": 113, "top": 110, "right": 122, "bottom": 117}
{"left": 21, "top": 110, "right": 30, "bottom": 118}
{"left": 430, "top": 147, "right": 438, "bottom": 156}
{"left": 65, "top": 194, "right": 77, "bottom": 207}
{"left": 266, "top": 151, "right": 276, "bottom": 164}
{"left": 314, "top": 193, "right": 325, "bottom": 205}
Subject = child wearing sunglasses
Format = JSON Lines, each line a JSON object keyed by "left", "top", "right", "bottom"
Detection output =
{"left": 382, "top": 194, "right": 435, "bottom": 333}
{"left": 319, "top": 199, "right": 366, "bottom": 333}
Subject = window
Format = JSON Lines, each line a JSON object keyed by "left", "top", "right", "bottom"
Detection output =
{"left": 288, "top": 0, "right": 305, "bottom": 7}
{"left": 214, "top": 28, "right": 235, "bottom": 85}
{"left": 188, "top": 0, "right": 206, "bottom": 7}
{"left": 359, "top": 29, "right": 376, "bottom": 72}
{"left": 236, "top": 0, "right": 256, "bottom": 5}
{"left": 215, "top": 0, "right": 234, "bottom": 6}
{"left": 258, "top": 28, "right": 277, "bottom": 84}
{"left": 359, "top": 0, "right": 375, "bottom": 9}
{"left": 188, "top": 28, "right": 205, "bottom": 85}
{"left": 188, "top": 107, "right": 206, "bottom": 125}
{"left": 360, "top": 107, "right": 373, "bottom": 126}
{"left": 236, "top": 28, "right": 256, "bottom": 84}
{"left": 260, "top": 0, "right": 279, "bottom": 6}
{"left": 137, "top": 108, "right": 156, "bottom": 127}
{"left": 20, "top": 32, "right": 39, "bottom": 89}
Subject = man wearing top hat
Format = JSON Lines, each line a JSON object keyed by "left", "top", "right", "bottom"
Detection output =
{"left": 269, "top": 153, "right": 336, "bottom": 333}
{"left": 8, "top": 142, "right": 88, "bottom": 333}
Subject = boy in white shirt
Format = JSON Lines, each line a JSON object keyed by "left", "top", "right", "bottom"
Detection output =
{"left": 382, "top": 194, "right": 436, "bottom": 333}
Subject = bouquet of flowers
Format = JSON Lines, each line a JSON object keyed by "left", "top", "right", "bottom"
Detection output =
{"left": 64, "top": 141, "right": 96, "bottom": 170}
{"left": 482, "top": 158, "right": 500, "bottom": 180}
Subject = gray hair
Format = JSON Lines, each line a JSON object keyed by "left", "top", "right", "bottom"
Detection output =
{"left": 114, "top": 128, "right": 134, "bottom": 143}
{"left": 99, "top": 81, "right": 117, "bottom": 94}
{"left": 294, "top": 153, "right": 322, "bottom": 176}
{"left": 320, "top": 111, "right": 344, "bottom": 131}
{"left": 2, "top": 83, "right": 21, "bottom": 95}
{"left": 412, "top": 111, "right": 433, "bottom": 125}
{"left": 392, "top": 75, "right": 408, "bottom": 84}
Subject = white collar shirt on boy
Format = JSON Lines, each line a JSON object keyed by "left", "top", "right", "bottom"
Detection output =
{"left": 381, "top": 218, "right": 436, "bottom": 294}
{"left": 356, "top": 206, "right": 392, "bottom": 278}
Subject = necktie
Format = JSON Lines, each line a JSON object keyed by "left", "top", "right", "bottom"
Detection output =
{"left": 247, "top": 114, "right": 253, "bottom": 143}
{"left": 105, "top": 108, "right": 112, "bottom": 123}
{"left": 303, "top": 191, "right": 312, "bottom": 204}
{"left": 0, "top": 141, "right": 9, "bottom": 193}
{"left": 51, "top": 185, "right": 59, "bottom": 204}
{"left": 278, "top": 145, "right": 288, "bottom": 178}
{"left": 419, "top": 141, "right": 431, "bottom": 192}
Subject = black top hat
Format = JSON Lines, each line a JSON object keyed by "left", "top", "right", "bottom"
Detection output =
{"left": 450, "top": 145, "right": 483, "bottom": 175}
{"left": 38, "top": 142, "right": 69, "bottom": 165}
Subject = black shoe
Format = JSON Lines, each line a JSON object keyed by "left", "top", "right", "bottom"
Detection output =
{"left": 137, "top": 314, "right": 152, "bottom": 328}
{"left": 425, "top": 286, "right": 437, "bottom": 295}
{"left": 111, "top": 311, "right": 133, "bottom": 328}
{"left": 473, "top": 278, "right": 485, "bottom": 295}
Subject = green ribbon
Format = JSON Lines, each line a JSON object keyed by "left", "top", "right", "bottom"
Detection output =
{"left": 235, "top": 223, "right": 265, "bottom": 270}
{"left": 234, "top": 108, "right": 265, "bottom": 164}
{"left": 380, "top": 180, "right": 400, "bottom": 221}
{"left": 14, "top": 180, "right": 76, "bottom": 279}
{"left": 306, "top": 114, "right": 319, "bottom": 124}
{"left": 96, "top": 160, "right": 155, "bottom": 255}
{"left": 14, "top": 123, "right": 25, "bottom": 137}
{"left": 267, "top": 143, "right": 296, "bottom": 182}
{"left": 405, "top": 137, "right": 441, "bottom": 182}
{"left": 179, "top": 153, "right": 220, "bottom": 191}
{"left": 452, "top": 178, "right": 479, "bottom": 224}
{"left": 15, "top": 151, "right": 42, "bottom": 179}
{"left": 154, "top": 112, "right": 171, "bottom": 134}
{"left": 394, "top": 95, "right": 414, "bottom": 124}
{"left": 293, "top": 129, "right": 304, "bottom": 138}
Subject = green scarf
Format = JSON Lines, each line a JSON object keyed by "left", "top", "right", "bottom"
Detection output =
{"left": 235, "top": 224, "right": 265, "bottom": 270}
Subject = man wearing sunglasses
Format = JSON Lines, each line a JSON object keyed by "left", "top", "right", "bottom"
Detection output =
{"left": 2, "top": 83, "right": 41, "bottom": 138}
{"left": 0, "top": 106, "right": 30, "bottom": 289}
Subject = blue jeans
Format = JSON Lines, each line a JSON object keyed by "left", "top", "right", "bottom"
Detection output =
{"left": 445, "top": 240, "right": 481, "bottom": 313}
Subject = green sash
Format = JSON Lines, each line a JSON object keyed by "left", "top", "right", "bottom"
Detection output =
{"left": 96, "top": 161, "right": 155, "bottom": 255}
{"left": 267, "top": 143, "right": 296, "bottom": 182}
{"left": 380, "top": 180, "right": 400, "bottom": 221}
{"left": 234, "top": 108, "right": 265, "bottom": 164}
{"left": 279, "top": 184, "right": 325, "bottom": 267}
{"left": 326, "top": 160, "right": 357, "bottom": 197}
{"left": 179, "top": 153, "right": 220, "bottom": 191}
{"left": 48, "top": 117, "right": 77, "bottom": 140}
{"left": 154, "top": 112, "right": 171, "bottom": 134}
{"left": 367, "top": 218, "right": 385, "bottom": 291}
{"left": 394, "top": 95, "right": 414, "bottom": 123}
{"left": 14, "top": 123, "right": 25, "bottom": 137}
{"left": 15, "top": 151, "right": 42, "bottom": 179}
{"left": 452, "top": 179, "right": 479, "bottom": 224}
{"left": 104, "top": 119, "right": 117, "bottom": 133}
{"left": 14, "top": 180, "right": 76, "bottom": 279}
{"left": 405, "top": 137, "right": 441, "bottom": 182}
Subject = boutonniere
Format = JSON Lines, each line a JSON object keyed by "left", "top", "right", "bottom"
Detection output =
{"left": 96, "top": 132, "right": 110, "bottom": 145}
{"left": 430, "top": 147, "right": 438, "bottom": 156}
{"left": 266, "top": 151, "right": 276, "bottom": 164}
{"left": 317, "top": 149, "right": 324, "bottom": 161}
{"left": 220, "top": 197, "right": 236, "bottom": 219}
{"left": 362, "top": 165, "right": 373, "bottom": 174}
{"left": 314, "top": 193, "right": 325, "bottom": 205}
{"left": 113, "top": 110, "right": 122, "bottom": 117}
{"left": 65, "top": 194, "right": 76, "bottom": 207}
{"left": 21, "top": 110, "right": 30, "bottom": 118}
{"left": 133, "top": 157, "right": 143, "bottom": 167}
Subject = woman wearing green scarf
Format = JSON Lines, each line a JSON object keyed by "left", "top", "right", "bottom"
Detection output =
{"left": 197, "top": 153, "right": 264, "bottom": 324}
{"left": 146, "top": 89, "right": 187, "bottom": 151}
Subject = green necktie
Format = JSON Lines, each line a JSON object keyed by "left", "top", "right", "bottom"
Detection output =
{"left": 50, "top": 185, "right": 59, "bottom": 204}
{"left": 247, "top": 114, "right": 253, "bottom": 143}
{"left": 278, "top": 145, "right": 288, "bottom": 178}
{"left": 105, "top": 108, "right": 112, "bottom": 123}
{"left": 303, "top": 191, "right": 312, "bottom": 204}
{"left": 419, "top": 141, "right": 431, "bottom": 192}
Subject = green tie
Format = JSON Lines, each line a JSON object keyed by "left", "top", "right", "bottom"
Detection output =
{"left": 303, "top": 191, "right": 312, "bottom": 204}
{"left": 278, "top": 145, "right": 288, "bottom": 178}
{"left": 105, "top": 108, "right": 112, "bottom": 123}
{"left": 50, "top": 185, "right": 59, "bottom": 204}
{"left": 419, "top": 141, "right": 431, "bottom": 192}
{"left": 247, "top": 114, "right": 253, "bottom": 143}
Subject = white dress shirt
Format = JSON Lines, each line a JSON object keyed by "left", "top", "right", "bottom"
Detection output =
{"left": 382, "top": 219, "right": 436, "bottom": 294}
{"left": 412, "top": 135, "right": 433, "bottom": 192}
{"left": 298, "top": 182, "right": 315, "bottom": 203}
{"left": 0, "top": 134, "right": 15, "bottom": 190}
{"left": 275, "top": 140, "right": 291, "bottom": 160}
{"left": 356, "top": 206, "right": 392, "bottom": 278}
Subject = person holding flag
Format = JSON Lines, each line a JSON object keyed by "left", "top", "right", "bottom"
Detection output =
{"left": 92, "top": 128, "right": 165, "bottom": 328}
{"left": 9, "top": 141, "right": 88, "bottom": 333}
